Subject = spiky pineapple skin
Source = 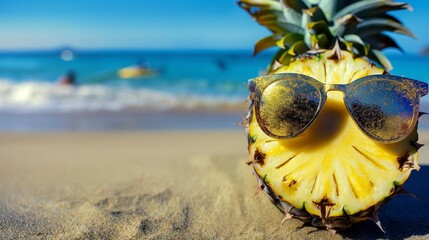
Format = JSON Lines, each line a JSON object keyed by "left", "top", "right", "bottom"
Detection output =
{"left": 245, "top": 50, "right": 421, "bottom": 230}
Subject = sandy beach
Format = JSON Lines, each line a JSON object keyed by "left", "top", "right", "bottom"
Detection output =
{"left": 1, "top": 130, "right": 429, "bottom": 239}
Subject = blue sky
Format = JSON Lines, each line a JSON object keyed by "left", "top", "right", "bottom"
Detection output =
{"left": 0, "top": 0, "right": 427, "bottom": 53}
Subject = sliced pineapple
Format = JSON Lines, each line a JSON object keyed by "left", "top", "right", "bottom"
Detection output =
{"left": 247, "top": 51, "right": 420, "bottom": 226}
{"left": 240, "top": 0, "right": 423, "bottom": 231}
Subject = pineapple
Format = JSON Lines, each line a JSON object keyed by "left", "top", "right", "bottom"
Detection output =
{"left": 239, "top": 0, "right": 424, "bottom": 231}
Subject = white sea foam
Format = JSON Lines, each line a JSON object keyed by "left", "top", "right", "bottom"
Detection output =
{"left": 0, "top": 79, "right": 244, "bottom": 113}
{"left": 2, "top": 78, "right": 425, "bottom": 113}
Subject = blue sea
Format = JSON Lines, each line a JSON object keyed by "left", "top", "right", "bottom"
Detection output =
{"left": 0, "top": 50, "right": 428, "bottom": 131}
{"left": 0, "top": 50, "right": 267, "bottom": 113}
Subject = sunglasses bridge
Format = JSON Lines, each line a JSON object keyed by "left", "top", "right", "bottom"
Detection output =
{"left": 323, "top": 84, "right": 347, "bottom": 94}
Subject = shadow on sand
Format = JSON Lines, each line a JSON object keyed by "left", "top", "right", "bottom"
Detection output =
{"left": 340, "top": 166, "right": 429, "bottom": 239}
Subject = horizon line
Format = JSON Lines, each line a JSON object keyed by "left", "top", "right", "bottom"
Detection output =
{"left": 0, "top": 47, "right": 423, "bottom": 57}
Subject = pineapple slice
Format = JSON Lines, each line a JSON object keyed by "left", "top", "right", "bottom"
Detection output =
{"left": 247, "top": 51, "right": 420, "bottom": 228}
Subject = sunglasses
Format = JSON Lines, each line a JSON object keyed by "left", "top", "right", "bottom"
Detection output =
{"left": 249, "top": 73, "right": 428, "bottom": 143}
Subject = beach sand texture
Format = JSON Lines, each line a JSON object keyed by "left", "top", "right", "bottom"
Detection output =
{"left": 1, "top": 131, "right": 429, "bottom": 239}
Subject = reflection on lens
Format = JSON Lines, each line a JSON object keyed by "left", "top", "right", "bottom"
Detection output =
{"left": 350, "top": 102, "right": 386, "bottom": 130}
{"left": 259, "top": 80, "right": 320, "bottom": 137}
{"left": 347, "top": 80, "right": 415, "bottom": 142}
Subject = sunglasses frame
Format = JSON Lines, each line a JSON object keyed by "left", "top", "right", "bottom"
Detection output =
{"left": 249, "top": 73, "right": 428, "bottom": 143}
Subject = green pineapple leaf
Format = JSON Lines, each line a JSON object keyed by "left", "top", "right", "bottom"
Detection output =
{"left": 333, "top": 0, "right": 411, "bottom": 20}
{"left": 363, "top": 33, "right": 402, "bottom": 52}
{"left": 356, "top": 18, "right": 416, "bottom": 39}
{"left": 254, "top": 35, "right": 279, "bottom": 56}
{"left": 370, "top": 49, "right": 393, "bottom": 71}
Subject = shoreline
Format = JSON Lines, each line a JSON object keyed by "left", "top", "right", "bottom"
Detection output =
{"left": 0, "top": 109, "right": 248, "bottom": 132}
{"left": 1, "top": 108, "right": 429, "bottom": 132}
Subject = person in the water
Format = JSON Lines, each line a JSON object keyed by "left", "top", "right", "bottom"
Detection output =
{"left": 58, "top": 70, "right": 76, "bottom": 85}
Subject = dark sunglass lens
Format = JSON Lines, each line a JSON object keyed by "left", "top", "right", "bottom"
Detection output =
{"left": 258, "top": 80, "right": 321, "bottom": 137}
{"left": 347, "top": 80, "right": 416, "bottom": 142}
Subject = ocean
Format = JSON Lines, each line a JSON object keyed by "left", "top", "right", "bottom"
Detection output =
{"left": 0, "top": 50, "right": 428, "bottom": 131}
{"left": 0, "top": 50, "right": 265, "bottom": 113}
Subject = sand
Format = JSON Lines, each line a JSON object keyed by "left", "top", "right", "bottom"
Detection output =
{"left": 0, "top": 130, "right": 429, "bottom": 239}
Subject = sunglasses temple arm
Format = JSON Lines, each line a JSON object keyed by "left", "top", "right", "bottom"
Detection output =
{"left": 248, "top": 79, "right": 257, "bottom": 92}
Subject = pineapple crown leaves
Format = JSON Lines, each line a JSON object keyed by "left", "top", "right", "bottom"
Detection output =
{"left": 238, "top": 0, "right": 414, "bottom": 71}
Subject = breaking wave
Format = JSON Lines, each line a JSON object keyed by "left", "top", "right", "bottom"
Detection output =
{"left": 0, "top": 79, "right": 245, "bottom": 113}
{"left": 1, "top": 78, "right": 427, "bottom": 113}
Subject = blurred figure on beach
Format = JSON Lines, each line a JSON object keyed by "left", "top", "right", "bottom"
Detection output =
{"left": 58, "top": 70, "right": 76, "bottom": 85}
